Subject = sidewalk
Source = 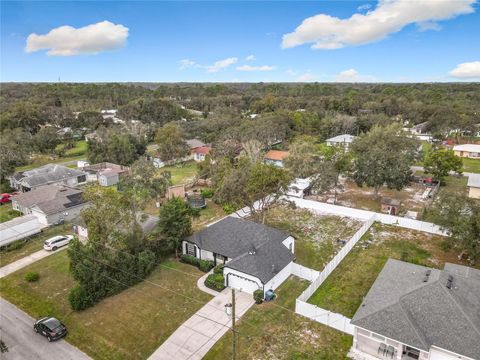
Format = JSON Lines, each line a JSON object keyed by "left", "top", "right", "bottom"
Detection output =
{"left": 0, "top": 247, "right": 66, "bottom": 278}
{"left": 148, "top": 289, "right": 254, "bottom": 360}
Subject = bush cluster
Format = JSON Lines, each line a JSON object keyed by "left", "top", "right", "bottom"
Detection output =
{"left": 69, "top": 285, "right": 95, "bottom": 311}
{"left": 200, "top": 189, "right": 214, "bottom": 198}
{"left": 180, "top": 254, "right": 214, "bottom": 273}
{"left": 213, "top": 265, "right": 224, "bottom": 274}
{"left": 24, "top": 271, "right": 39, "bottom": 282}
{"left": 222, "top": 204, "right": 236, "bottom": 214}
{"left": 253, "top": 289, "right": 264, "bottom": 304}
{"left": 205, "top": 273, "right": 226, "bottom": 291}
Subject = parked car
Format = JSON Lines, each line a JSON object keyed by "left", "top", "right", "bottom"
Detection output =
{"left": 43, "top": 235, "right": 73, "bottom": 251}
{"left": 0, "top": 193, "right": 11, "bottom": 204}
{"left": 33, "top": 317, "right": 67, "bottom": 342}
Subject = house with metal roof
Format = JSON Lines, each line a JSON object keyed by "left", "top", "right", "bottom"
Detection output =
{"left": 350, "top": 259, "right": 480, "bottom": 360}
{"left": 10, "top": 164, "right": 87, "bottom": 192}
{"left": 182, "top": 217, "right": 295, "bottom": 295}
{"left": 326, "top": 134, "right": 356, "bottom": 150}
{"left": 80, "top": 162, "right": 129, "bottom": 187}
{"left": 11, "top": 185, "right": 88, "bottom": 226}
{"left": 467, "top": 174, "right": 480, "bottom": 199}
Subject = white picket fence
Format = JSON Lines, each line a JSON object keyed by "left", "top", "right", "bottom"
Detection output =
{"left": 291, "top": 263, "right": 320, "bottom": 282}
{"left": 286, "top": 196, "right": 446, "bottom": 236}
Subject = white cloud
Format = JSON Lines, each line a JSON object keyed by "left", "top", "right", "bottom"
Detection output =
{"left": 357, "top": 3, "right": 372, "bottom": 12}
{"left": 335, "top": 69, "right": 375, "bottom": 82}
{"left": 26, "top": 21, "right": 128, "bottom": 56}
{"left": 207, "top": 57, "right": 238, "bottom": 73}
{"left": 236, "top": 65, "right": 275, "bottom": 72}
{"left": 245, "top": 55, "right": 256, "bottom": 61}
{"left": 296, "top": 72, "right": 315, "bottom": 82}
{"left": 282, "top": 0, "right": 475, "bottom": 50}
{"left": 179, "top": 59, "right": 197, "bottom": 70}
{"left": 449, "top": 61, "right": 480, "bottom": 79}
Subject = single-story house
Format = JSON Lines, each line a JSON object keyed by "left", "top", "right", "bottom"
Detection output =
{"left": 264, "top": 150, "right": 289, "bottom": 168}
{"left": 192, "top": 146, "right": 212, "bottom": 162}
{"left": 467, "top": 174, "right": 480, "bottom": 199}
{"left": 287, "top": 178, "right": 312, "bottom": 198}
{"left": 350, "top": 259, "right": 480, "bottom": 360}
{"left": 381, "top": 197, "right": 401, "bottom": 215}
{"left": 10, "top": 164, "right": 87, "bottom": 192}
{"left": 80, "top": 162, "right": 129, "bottom": 187}
{"left": 183, "top": 217, "right": 295, "bottom": 295}
{"left": 11, "top": 185, "right": 88, "bottom": 226}
{"left": 186, "top": 139, "right": 206, "bottom": 150}
{"left": 453, "top": 144, "right": 480, "bottom": 159}
{"left": 326, "top": 134, "right": 356, "bottom": 149}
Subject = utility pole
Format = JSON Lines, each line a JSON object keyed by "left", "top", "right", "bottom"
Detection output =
{"left": 231, "top": 288, "right": 236, "bottom": 360}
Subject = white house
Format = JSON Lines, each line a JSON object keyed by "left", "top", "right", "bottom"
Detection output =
{"left": 11, "top": 185, "right": 88, "bottom": 226}
{"left": 182, "top": 217, "right": 295, "bottom": 295}
{"left": 453, "top": 144, "right": 480, "bottom": 159}
{"left": 10, "top": 164, "right": 87, "bottom": 192}
{"left": 350, "top": 259, "right": 480, "bottom": 360}
{"left": 80, "top": 162, "right": 129, "bottom": 187}
{"left": 287, "top": 178, "right": 312, "bottom": 198}
{"left": 326, "top": 134, "right": 356, "bottom": 149}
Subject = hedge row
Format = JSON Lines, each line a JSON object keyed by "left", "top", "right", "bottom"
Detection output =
{"left": 180, "top": 254, "right": 214, "bottom": 273}
{"left": 205, "top": 273, "right": 226, "bottom": 291}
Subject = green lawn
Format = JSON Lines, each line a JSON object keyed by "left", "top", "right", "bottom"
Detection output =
{"left": 0, "top": 252, "right": 212, "bottom": 360}
{"left": 307, "top": 224, "right": 472, "bottom": 318}
{"left": 204, "top": 276, "right": 353, "bottom": 360}
{"left": 0, "top": 203, "right": 21, "bottom": 223}
{"left": 462, "top": 157, "right": 480, "bottom": 173}
{"left": 0, "top": 225, "right": 72, "bottom": 267}
{"left": 160, "top": 161, "right": 198, "bottom": 185}
{"left": 263, "top": 207, "right": 362, "bottom": 270}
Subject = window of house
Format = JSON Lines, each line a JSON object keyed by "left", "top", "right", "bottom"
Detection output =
{"left": 78, "top": 175, "right": 86, "bottom": 183}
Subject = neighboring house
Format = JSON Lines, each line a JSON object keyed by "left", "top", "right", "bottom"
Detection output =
{"left": 350, "top": 259, "right": 480, "bottom": 360}
{"left": 73, "top": 213, "right": 159, "bottom": 242}
{"left": 192, "top": 146, "right": 212, "bottom": 162}
{"left": 11, "top": 185, "right": 88, "bottom": 226}
{"left": 10, "top": 164, "right": 87, "bottom": 192}
{"left": 287, "top": 178, "right": 312, "bottom": 198}
{"left": 182, "top": 217, "right": 295, "bottom": 295}
{"left": 264, "top": 150, "right": 289, "bottom": 167}
{"left": 326, "top": 134, "right": 356, "bottom": 149}
{"left": 404, "top": 122, "right": 433, "bottom": 142}
{"left": 381, "top": 197, "right": 400, "bottom": 215}
{"left": 80, "top": 162, "right": 129, "bottom": 187}
{"left": 186, "top": 139, "right": 206, "bottom": 150}
{"left": 453, "top": 144, "right": 480, "bottom": 158}
{"left": 467, "top": 174, "right": 480, "bottom": 199}
{"left": 84, "top": 131, "right": 99, "bottom": 142}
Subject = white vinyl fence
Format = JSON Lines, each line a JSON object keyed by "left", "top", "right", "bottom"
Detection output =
{"left": 291, "top": 263, "right": 320, "bottom": 282}
{"left": 296, "top": 301, "right": 355, "bottom": 334}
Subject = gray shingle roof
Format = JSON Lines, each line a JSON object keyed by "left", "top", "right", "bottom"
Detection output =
{"left": 17, "top": 164, "right": 87, "bottom": 188}
{"left": 186, "top": 217, "right": 293, "bottom": 283}
{"left": 186, "top": 139, "right": 205, "bottom": 149}
{"left": 351, "top": 259, "right": 480, "bottom": 358}
{"left": 13, "top": 185, "right": 86, "bottom": 215}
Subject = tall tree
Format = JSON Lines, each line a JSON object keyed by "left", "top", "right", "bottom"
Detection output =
{"left": 157, "top": 197, "right": 192, "bottom": 257}
{"left": 155, "top": 123, "right": 189, "bottom": 162}
{"left": 284, "top": 140, "right": 322, "bottom": 178}
{"left": 33, "top": 127, "right": 61, "bottom": 153}
{"left": 0, "top": 128, "right": 31, "bottom": 182}
{"left": 351, "top": 124, "right": 418, "bottom": 195}
{"left": 424, "top": 148, "right": 463, "bottom": 183}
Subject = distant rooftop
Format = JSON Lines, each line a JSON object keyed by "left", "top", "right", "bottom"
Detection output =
{"left": 16, "top": 164, "right": 87, "bottom": 188}
{"left": 326, "top": 134, "right": 356, "bottom": 143}
{"left": 265, "top": 150, "right": 289, "bottom": 161}
{"left": 186, "top": 139, "right": 206, "bottom": 149}
{"left": 453, "top": 144, "right": 480, "bottom": 152}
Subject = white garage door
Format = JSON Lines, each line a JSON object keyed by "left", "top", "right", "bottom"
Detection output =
{"left": 227, "top": 273, "right": 261, "bottom": 294}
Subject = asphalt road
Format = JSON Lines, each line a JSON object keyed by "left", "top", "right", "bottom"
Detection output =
{"left": 0, "top": 297, "right": 91, "bottom": 360}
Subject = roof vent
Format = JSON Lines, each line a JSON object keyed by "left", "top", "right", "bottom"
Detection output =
{"left": 271, "top": 264, "right": 276, "bottom": 274}
{"left": 446, "top": 275, "right": 454, "bottom": 289}
{"left": 423, "top": 269, "right": 432, "bottom": 282}
{"left": 248, "top": 246, "right": 256, "bottom": 255}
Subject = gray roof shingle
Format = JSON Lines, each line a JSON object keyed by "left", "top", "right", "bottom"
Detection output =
{"left": 16, "top": 164, "right": 87, "bottom": 188}
{"left": 351, "top": 259, "right": 480, "bottom": 358}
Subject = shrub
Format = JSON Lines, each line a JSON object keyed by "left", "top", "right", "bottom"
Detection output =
{"left": 69, "top": 285, "right": 95, "bottom": 311}
{"left": 180, "top": 254, "right": 200, "bottom": 267}
{"left": 200, "top": 189, "right": 214, "bottom": 198}
{"left": 24, "top": 272, "right": 39, "bottom": 282}
{"left": 222, "top": 204, "right": 236, "bottom": 214}
{"left": 205, "top": 273, "right": 226, "bottom": 291}
{"left": 213, "top": 265, "right": 224, "bottom": 275}
{"left": 253, "top": 289, "right": 264, "bottom": 304}
{"left": 199, "top": 259, "right": 215, "bottom": 273}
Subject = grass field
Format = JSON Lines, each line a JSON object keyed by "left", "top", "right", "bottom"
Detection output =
{"left": 263, "top": 206, "right": 362, "bottom": 271}
{"left": 0, "top": 203, "right": 21, "bottom": 223}
{"left": 0, "top": 225, "right": 72, "bottom": 267}
{"left": 462, "top": 157, "right": 480, "bottom": 173}
{"left": 204, "top": 276, "right": 353, "bottom": 360}
{"left": 0, "top": 252, "right": 212, "bottom": 360}
{"left": 307, "top": 224, "right": 473, "bottom": 318}
{"left": 160, "top": 161, "right": 198, "bottom": 185}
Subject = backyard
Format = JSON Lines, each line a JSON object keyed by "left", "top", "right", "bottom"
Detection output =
{"left": 262, "top": 206, "right": 363, "bottom": 271}
{"left": 0, "top": 251, "right": 212, "bottom": 360}
{"left": 307, "top": 223, "right": 474, "bottom": 318}
{"left": 160, "top": 161, "right": 198, "bottom": 185}
{"left": 462, "top": 157, "right": 480, "bottom": 173}
{"left": 0, "top": 203, "right": 21, "bottom": 223}
{"left": 204, "top": 276, "right": 353, "bottom": 360}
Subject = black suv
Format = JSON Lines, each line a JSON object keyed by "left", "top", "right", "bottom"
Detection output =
{"left": 33, "top": 317, "right": 67, "bottom": 342}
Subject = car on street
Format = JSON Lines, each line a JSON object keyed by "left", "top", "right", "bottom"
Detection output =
{"left": 0, "top": 193, "right": 12, "bottom": 204}
{"left": 43, "top": 235, "right": 73, "bottom": 251}
{"left": 33, "top": 317, "right": 68, "bottom": 342}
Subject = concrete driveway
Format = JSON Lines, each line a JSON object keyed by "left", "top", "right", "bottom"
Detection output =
{"left": 148, "top": 289, "right": 254, "bottom": 360}
{"left": 0, "top": 297, "right": 91, "bottom": 360}
{"left": 0, "top": 247, "right": 67, "bottom": 279}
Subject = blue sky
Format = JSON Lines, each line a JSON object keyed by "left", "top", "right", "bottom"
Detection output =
{"left": 1, "top": 1, "right": 480, "bottom": 82}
